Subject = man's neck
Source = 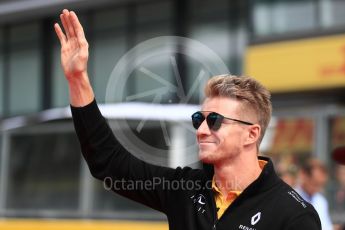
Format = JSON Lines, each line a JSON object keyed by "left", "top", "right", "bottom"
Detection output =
{"left": 213, "top": 152, "right": 262, "bottom": 196}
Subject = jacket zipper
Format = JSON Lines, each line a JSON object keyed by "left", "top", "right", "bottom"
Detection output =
{"left": 213, "top": 220, "right": 218, "bottom": 230}
{"left": 210, "top": 189, "right": 218, "bottom": 230}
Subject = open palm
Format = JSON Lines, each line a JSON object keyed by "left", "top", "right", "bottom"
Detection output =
{"left": 54, "top": 10, "right": 89, "bottom": 81}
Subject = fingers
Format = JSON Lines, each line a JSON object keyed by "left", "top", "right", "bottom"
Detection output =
{"left": 62, "top": 9, "right": 76, "bottom": 39}
{"left": 54, "top": 23, "right": 66, "bottom": 46}
{"left": 55, "top": 9, "right": 88, "bottom": 50}
{"left": 70, "top": 11, "right": 88, "bottom": 46}
{"left": 60, "top": 13, "right": 70, "bottom": 39}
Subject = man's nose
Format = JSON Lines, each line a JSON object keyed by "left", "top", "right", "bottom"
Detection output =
{"left": 196, "top": 120, "right": 211, "bottom": 136}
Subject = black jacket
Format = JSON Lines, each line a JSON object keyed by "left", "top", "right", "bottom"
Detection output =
{"left": 71, "top": 100, "right": 321, "bottom": 230}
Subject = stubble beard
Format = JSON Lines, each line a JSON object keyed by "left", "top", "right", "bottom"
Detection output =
{"left": 199, "top": 146, "right": 241, "bottom": 165}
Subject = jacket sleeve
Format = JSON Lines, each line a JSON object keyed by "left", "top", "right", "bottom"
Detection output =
{"left": 71, "top": 99, "right": 189, "bottom": 214}
{"left": 284, "top": 212, "right": 322, "bottom": 230}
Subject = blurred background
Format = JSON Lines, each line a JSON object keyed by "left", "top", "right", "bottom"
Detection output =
{"left": 0, "top": 0, "right": 345, "bottom": 229}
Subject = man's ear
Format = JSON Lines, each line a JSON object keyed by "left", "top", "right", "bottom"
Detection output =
{"left": 245, "top": 124, "right": 261, "bottom": 145}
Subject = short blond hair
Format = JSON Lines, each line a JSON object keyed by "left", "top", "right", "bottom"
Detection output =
{"left": 204, "top": 75, "right": 272, "bottom": 146}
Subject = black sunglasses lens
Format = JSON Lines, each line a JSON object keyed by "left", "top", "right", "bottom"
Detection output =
{"left": 191, "top": 112, "right": 204, "bottom": 129}
{"left": 207, "top": 112, "right": 223, "bottom": 130}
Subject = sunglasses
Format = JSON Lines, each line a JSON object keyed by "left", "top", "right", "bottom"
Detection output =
{"left": 191, "top": 111, "right": 254, "bottom": 131}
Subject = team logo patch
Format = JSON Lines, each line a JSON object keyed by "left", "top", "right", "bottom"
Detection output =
{"left": 251, "top": 212, "right": 261, "bottom": 225}
{"left": 190, "top": 194, "right": 206, "bottom": 214}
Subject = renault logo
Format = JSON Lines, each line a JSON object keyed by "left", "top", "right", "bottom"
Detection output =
{"left": 191, "top": 194, "right": 206, "bottom": 205}
{"left": 251, "top": 212, "right": 261, "bottom": 225}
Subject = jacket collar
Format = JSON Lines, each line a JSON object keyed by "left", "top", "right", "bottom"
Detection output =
{"left": 202, "top": 156, "right": 281, "bottom": 196}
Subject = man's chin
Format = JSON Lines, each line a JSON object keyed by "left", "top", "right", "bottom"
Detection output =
{"left": 199, "top": 151, "right": 215, "bottom": 164}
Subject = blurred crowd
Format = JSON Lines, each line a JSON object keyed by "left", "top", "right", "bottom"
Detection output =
{"left": 274, "top": 150, "right": 345, "bottom": 230}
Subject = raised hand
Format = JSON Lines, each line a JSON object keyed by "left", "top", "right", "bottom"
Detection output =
{"left": 54, "top": 9, "right": 89, "bottom": 81}
{"left": 54, "top": 9, "right": 94, "bottom": 107}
